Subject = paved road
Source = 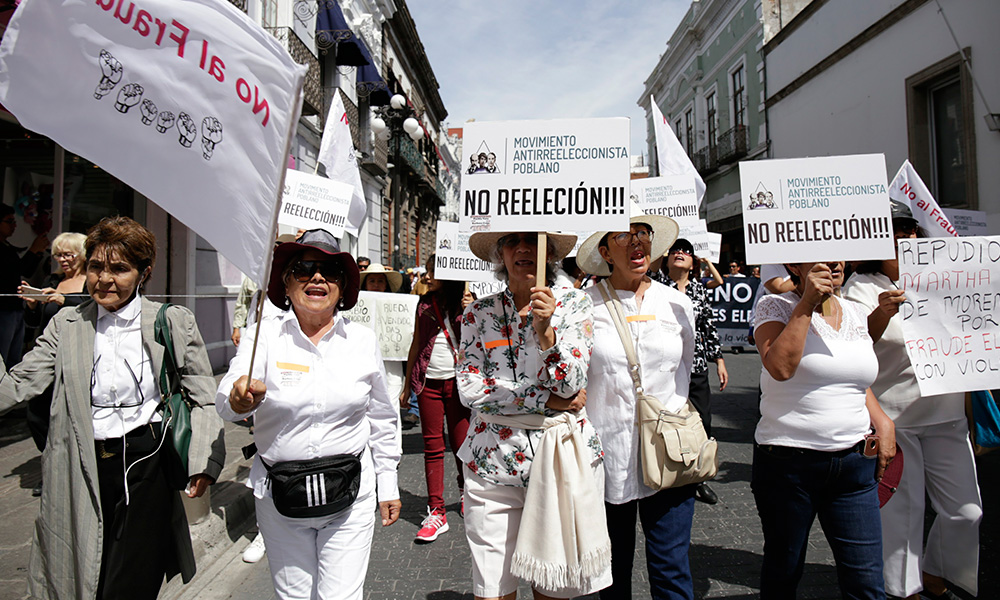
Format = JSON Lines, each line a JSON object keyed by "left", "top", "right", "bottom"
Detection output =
{"left": 3, "top": 351, "right": 997, "bottom": 599}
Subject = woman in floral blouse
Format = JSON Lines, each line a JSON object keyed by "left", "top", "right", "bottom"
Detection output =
{"left": 457, "top": 230, "right": 609, "bottom": 600}
{"left": 652, "top": 238, "right": 728, "bottom": 505}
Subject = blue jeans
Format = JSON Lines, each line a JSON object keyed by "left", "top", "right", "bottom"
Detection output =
{"left": 0, "top": 309, "right": 24, "bottom": 368}
{"left": 600, "top": 486, "right": 696, "bottom": 600}
{"left": 752, "top": 443, "right": 885, "bottom": 600}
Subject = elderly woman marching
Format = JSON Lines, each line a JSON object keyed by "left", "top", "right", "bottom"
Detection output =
{"left": 577, "top": 211, "right": 701, "bottom": 600}
{"left": 458, "top": 230, "right": 611, "bottom": 600}
{"left": 217, "top": 229, "right": 401, "bottom": 600}
{"left": 0, "top": 216, "right": 226, "bottom": 600}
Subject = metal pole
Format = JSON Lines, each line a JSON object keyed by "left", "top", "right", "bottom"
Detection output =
{"left": 392, "top": 135, "right": 402, "bottom": 270}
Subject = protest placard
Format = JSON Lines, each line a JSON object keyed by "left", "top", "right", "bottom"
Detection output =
{"left": 434, "top": 221, "right": 497, "bottom": 283}
{"left": 679, "top": 220, "right": 711, "bottom": 260}
{"left": 459, "top": 118, "right": 631, "bottom": 233}
{"left": 0, "top": 0, "right": 306, "bottom": 285}
{"left": 711, "top": 277, "right": 759, "bottom": 348}
{"left": 945, "top": 208, "right": 989, "bottom": 237}
{"left": 631, "top": 175, "right": 699, "bottom": 223}
{"left": 739, "top": 154, "right": 894, "bottom": 265}
{"left": 706, "top": 232, "right": 722, "bottom": 264}
{"left": 897, "top": 236, "right": 1000, "bottom": 396}
{"left": 341, "top": 291, "right": 418, "bottom": 361}
{"left": 278, "top": 169, "right": 353, "bottom": 238}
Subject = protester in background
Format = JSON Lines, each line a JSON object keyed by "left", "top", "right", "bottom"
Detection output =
{"left": 410, "top": 266, "right": 428, "bottom": 295}
{"left": 399, "top": 254, "right": 472, "bottom": 542}
{"left": 577, "top": 214, "right": 700, "bottom": 599}
{"left": 750, "top": 266, "right": 761, "bottom": 278}
{"left": 218, "top": 229, "right": 400, "bottom": 600}
{"left": 458, "top": 230, "right": 611, "bottom": 600}
{"left": 699, "top": 258, "right": 724, "bottom": 289}
{"left": 655, "top": 237, "right": 728, "bottom": 505}
{"left": 0, "top": 204, "right": 48, "bottom": 367}
{"left": 356, "top": 256, "right": 371, "bottom": 271}
{"left": 361, "top": 263, "right": 407, "bottom": 453}
{"left": 726, "top": 261, "right": 745, "bottom": 278}
{"left": 844, "top": 202, "right": 981, "bottom": 600}
{"left": 753, "top": 261, "right": 895, "bottom": 598}
{"left": 0, "top": 216, "right": 224, "bottom": 600}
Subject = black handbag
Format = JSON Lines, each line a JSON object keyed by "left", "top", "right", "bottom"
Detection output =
{"left": 154, "top": 304, "right": 194, "bottom": 491}
{"left": 262, "top": 452, "right": 363, "bottom": 518}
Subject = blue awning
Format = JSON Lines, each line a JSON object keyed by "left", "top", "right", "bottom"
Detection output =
{"left": 316, "top": 1, "right": 368, "bottom": 66}
{"left": 357, "top": 61, "right": 390, "bottom": 106}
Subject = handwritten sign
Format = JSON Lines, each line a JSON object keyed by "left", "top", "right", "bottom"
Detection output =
{"left": 279, "top": 169, "right": 353, "bottom": 238}
{"left": 739, "top": 154, "right": 894, "bottom": 264}
{"left": 459, "top": 118, "right": 631, "bottom": 233}
{"left": 341, "top": 291, "right": 418, "bottom": 361}
{"left": 711, "top": 277, "right": 759, "bottom": 348}
{"left": 898, "top": 236, "right": 1000, "bottom": 396}
{"left": 434, "top": 221, "right": 496, "bottom": 283}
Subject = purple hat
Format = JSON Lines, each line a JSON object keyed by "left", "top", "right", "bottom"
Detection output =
{"left": 267, "top": 229, "right": 361, "bottom": 310}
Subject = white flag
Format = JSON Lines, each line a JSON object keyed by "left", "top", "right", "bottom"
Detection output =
{"left": 317, "top": 92, "right": 366, "bottom": 237}
{"left": 0, "top": 0, "right": 306, "bottom": 286}
{"left": 650, "top": 94, "right": 706, "bottom": 208}
{"left": 888, "top": 160, "right": 958, "bottom": 237}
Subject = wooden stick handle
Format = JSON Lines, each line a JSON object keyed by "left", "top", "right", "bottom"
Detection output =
{"left": 820, "top": 288, "right": 841, "bottom": 316}
{"left": 536, "top": 233, "right": 547, "bottom": 287}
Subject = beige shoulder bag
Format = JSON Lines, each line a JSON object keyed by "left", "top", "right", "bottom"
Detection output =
{"left": 596, "top": 280, "right": 718, "bottom": 490}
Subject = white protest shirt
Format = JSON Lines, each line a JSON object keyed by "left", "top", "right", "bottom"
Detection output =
{"left": 92, "top": 294, "right": 161, "bottom": 440}
{"left": 754, "top": 292, "right": 876, "bottom": 450}
{"left": 217, "top": 310, "right": 400, "bottom": 502}
{"left": 843, "top": 272, "right": 964, "bottom": 427}
{"left": 425, "top": 331, "right": 457, "bottom": 381}
{"left": 585, "top": 281, "right": 695, "bottom": 504}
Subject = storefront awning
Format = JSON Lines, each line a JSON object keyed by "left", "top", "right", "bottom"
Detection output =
{"left": 316, "top": 1, "right": 369, "bottom": 67}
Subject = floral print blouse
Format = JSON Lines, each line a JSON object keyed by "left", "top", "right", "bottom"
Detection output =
{"left": 456, "top": 286, "right": 602, "bottom": 487}
{"left": 650, "top": 271, "right": 723, "bottom": 374}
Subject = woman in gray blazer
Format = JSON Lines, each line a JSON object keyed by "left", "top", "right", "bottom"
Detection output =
{"left": 0, "top": 216, "right": 225, "bottom": 600}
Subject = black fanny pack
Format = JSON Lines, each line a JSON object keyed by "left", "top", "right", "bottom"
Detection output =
{"left": 261, "top": 451, "right": 363, "bottom": 518}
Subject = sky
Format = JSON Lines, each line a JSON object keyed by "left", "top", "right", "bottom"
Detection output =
{"left": 406, "top": 0, "right": 691, "bottom": 161}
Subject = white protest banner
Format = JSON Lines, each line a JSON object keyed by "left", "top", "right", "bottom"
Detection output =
{"left": 945, "top": 208, "right": 989, "bottom": 237}
{"left": 434, "top": 221, "right": 496, "bottom": 283}
{"left": 0, "top": 0, "right": 306, "bottom": 286}
{"left": 459, "top": 118, "right": 631, "bottom": 233}
{"left": 278, "top": 169, "right": 353, "bottom": 238}
{"left": 706, "top": 232, "right": 722, "bottom": 263}
{"left": 889, "top": 160, "right": 958, "bottom": 238}
{"left": 317, "top": 92, "right": 366, "bottom": 237}
{"left": 739, "top": 154, "right": 894, "bottom": 265}
{"left": 897, "top": 236, "right": 1000, "bottom": 396}
{"left": 341, "top": 291, "right": 419, "bottom": 361}
{"left": 650, "top": 95, "right": 705, "bottom": 207}
{"left": 630, "top": 175, "right": 699, "bottom": 224}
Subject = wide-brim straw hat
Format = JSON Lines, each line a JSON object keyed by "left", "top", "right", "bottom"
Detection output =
{"left": 577, "top": 203, "right": 679, "bottom": 276}
{"left": 360, "top": 263, "right": 403, "bottom": 293}
{"left": 468, "top": 231, "right": 578, "bottom": 264}
{"left": 267, "top": 229, "right": 361, "bottom": 310}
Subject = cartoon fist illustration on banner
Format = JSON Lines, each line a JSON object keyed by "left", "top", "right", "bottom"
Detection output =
{"left": 201, "top": 116, "right": 223, "bottom": 160}
{"left": 140, "top": 99, "right": 158, "bottom": 125}
{"left": 176, "top": 112, "right": 197, "bottom": 148}
{"left": 94, "top": 49, "right": 122, "bottom": 100}
{"left": 114, "top": 83, "right": 143, "bottom": 113}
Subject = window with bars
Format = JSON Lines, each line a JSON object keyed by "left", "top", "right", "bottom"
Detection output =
{"left": 706, "top": 92, "right": 717, "bottom": 150}
{"left": 731, "top": 65, "right": 745, "bottom": 127}
{"left": 684, "top": 109, "right": 694, "bottom": 156}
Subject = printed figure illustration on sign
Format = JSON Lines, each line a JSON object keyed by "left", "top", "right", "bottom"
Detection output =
{"left": 466, "top": 140, "right": 501, "bottom": 175}
{"left": 747, "top": 182, "right": 777, "bottom": 210}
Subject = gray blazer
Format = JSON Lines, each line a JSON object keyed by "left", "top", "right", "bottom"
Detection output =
{"left": 0, "top": 297, "right": 226, "bottom": 600}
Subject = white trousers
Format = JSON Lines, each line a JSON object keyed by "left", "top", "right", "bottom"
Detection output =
{"left": 255, "top": 488, "right": 376, "bottom": 600}
{"left": 881, "top": 419, "right": 982, "bottom": 597}
{"left": 383, "top": 360, "right": 404, "bottom": 454}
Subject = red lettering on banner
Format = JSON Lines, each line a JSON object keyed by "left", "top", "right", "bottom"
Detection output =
{"left": 253, "top": 86, "right": 270, "bottom": 127}
{"left": 153, "top": 18, "right": 167, "bottom": 45}
{"left": 133, "top": 9, "right": 152, "bottom": 36}
{"left": 96, "top": 0, "right": 114, "bottom": 10}
{"left": 168, "top": 20, "right": 189, "bottom": 57}
{"left": 114, "top": 0, "right": 134, "bottom": 24}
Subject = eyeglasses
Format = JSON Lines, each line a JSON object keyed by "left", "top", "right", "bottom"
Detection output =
{"left": 54, "top": 252, "right": 78, "bottom": 260}
{"left": 609, "top": 229, "right": 653, "bottom": 247}
{"left": 729, "top": 264, "right": 740, "bottom": 269}
{"left": 90, "top": 355, "right": 148, "bottom": 409}
{"left": 500, "top": 233, "right": 538, "bottom": 247}
{"left": 669, "top": 248, "right": 692, "bottom": 256}
{"left": 290, "top": 260, "right": 343, "bottom": 283}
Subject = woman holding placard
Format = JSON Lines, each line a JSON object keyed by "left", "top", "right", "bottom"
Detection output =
{"left": 399, "top": 254, "right": 473, "bottom": 543}
{"left": 844, "top": 201, "right": 981, "bottom": 600}
{"left": 457, "top": 230, "right": 611, "bottom": 600}
{"left": 753, "top": 260, "right": 896, "bottom": 598}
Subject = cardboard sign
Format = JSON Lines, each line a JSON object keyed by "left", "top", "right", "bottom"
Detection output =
{"left": 631, "top": 175, "right": 699, "bottom": 223}
{"left": 679, "top": 219, "right": 711, "bottom": 260}
{"left": 278, "top": 169, "right": 353, "bottom": 238}
{"left": 739, "top": 154, "right": 894, "bottom": 264}
{"left": 469, "top": 280, "right": 507, "bottom": 298}
{"left": 944, "top": 208, "right": 989, "bottom": 237}
{"left": 897, "top": 236, "right": 1000, "bottom": 396}
{"left": 434, "top": 221, "right": 497, "bottom": 283}
{"left": 341, "top": 291, "right": 418, "bottom": 361}
{"left": 711, "top": 277, "right": 759, "bottom": 348}
{"left": 459, "top": 118, "right": 631, "bottom": 233}
{"left": 706, "top": 232, "right": 722, "bottom": 264}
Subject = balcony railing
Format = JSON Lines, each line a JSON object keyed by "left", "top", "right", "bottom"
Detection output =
{"left": 716, "top": 124, "right": 748, "bottom": 165}
{"left": 692, "top": 144, "right": 718, "bottom": 176}
{"left": 265, "top": 27, "right": 322, "bottom": 118}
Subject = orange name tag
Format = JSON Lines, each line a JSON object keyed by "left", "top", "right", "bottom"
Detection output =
{"left": 626, "top": 315, "right": 656, "bottom": 323}
{"left": 484, "top": 339, "right": 511, "bottom": 349}
{"left": 276, "top": 362, "right": 310, "bottom": 373}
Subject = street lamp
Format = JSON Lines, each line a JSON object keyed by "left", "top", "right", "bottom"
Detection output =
{"left": 373, "top": 93, "right": 423, "bottom": 270}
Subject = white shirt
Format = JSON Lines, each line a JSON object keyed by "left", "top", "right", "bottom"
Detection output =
{"left": 754, "top": 292, "right": 876, "bottom": 450}
{"left": 217, "top": 309, "right": 400, "bottom": 502}
{"left": 750, "top": 264, "right": 789, "bottom": 328}
{"left": 585, "top": 280, "right": 695, "bottom": 504}
{"left": 91, "top": 294, "right": 161, "bottom": 440}
{"left": 843, "top": 272, "right": 964, "bottom": 427}
{"left": 425, "top": 330, "right": 456, "bottom": 380}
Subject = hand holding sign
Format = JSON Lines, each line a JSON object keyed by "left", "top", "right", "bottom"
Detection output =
{"left": 876, "top": 289, "right": 906, "bottom": 319}
{"left": 529, "top": 285, "right": 557, "bottom": 349}
{"left": 800, "top": 263, "right": 836, "bottom": 310}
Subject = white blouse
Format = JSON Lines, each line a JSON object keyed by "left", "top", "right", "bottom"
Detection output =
{"left": 217, "top": 309, "right": 400, "bottom": 502}
{"left": 585, "top": 281, "right": 695, "bottom": 504}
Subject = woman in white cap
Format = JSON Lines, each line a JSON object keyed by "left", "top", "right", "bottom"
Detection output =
{"left": 217, "top": 229, "right": 401, "bottom": 600}
{"left": 577, "top": 212, "right": 699, "bottom": 600}
{"left": 458, "top": 230, "right": 611, "bottom": 600}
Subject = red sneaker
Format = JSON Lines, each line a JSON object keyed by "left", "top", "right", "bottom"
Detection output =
{"left": 460, "top": 490, "right": 465, "bottom": 519}
{"left": 415, "top": 508, "right": 449, "bottom": 542}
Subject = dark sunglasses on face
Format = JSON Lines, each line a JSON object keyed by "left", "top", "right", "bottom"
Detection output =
{"left": 291, "top": 260, "right": 342, "bottom": 283}
{"left": 501, "top": 233, "right": 538, "bottom": 247}
{"left": 669, "top": 247, "right": 692, "bottom": 256}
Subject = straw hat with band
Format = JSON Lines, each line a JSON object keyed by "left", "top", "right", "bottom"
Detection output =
{"left": 267, "top": 228, "right": 361, "bottom": 310}
{"left": 467, "top": 231, "right": 578, "bottom": 264}
{"left": 359, "top": 263, "right": 403, "bottom": 293}
{"left": 576, "top": 205, "right": 679, "bottom": 276}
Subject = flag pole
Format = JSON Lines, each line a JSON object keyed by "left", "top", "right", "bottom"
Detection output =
{"left": 245, "top": 72, "right": 307, "bottom": 385}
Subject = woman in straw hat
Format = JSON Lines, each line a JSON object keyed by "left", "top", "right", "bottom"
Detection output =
{"left": 457, "top": 230, "right": 611, "bottom": 600}
{"left": 359, "top": 263, "right": 403, "bottom": 294}
{"left": 576, "top": 211, "right": 700, "bottom": 600}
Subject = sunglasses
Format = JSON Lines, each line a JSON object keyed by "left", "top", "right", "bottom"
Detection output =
{"left": 669, "top": 247, "right": 692, "bottom": 256}
{"left": 290, "top": 260, "right": 343, "bottom": 283}
{"left": 609, "top": 229, "right": 653, "bottom": 247}
{"left": 501, "top": 233, "right": 538, "bottom": 247}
